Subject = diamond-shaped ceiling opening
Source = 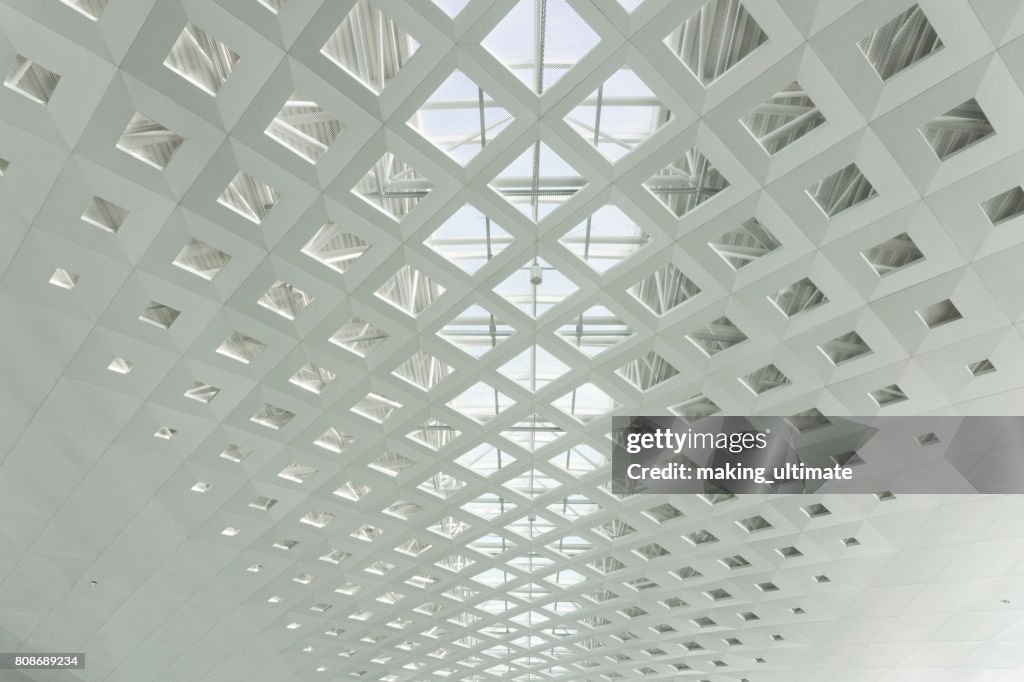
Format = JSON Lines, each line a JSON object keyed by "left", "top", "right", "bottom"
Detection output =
{"left": 920, "top": 98, "right": 994, "bottom": 161}
{"left": 494, "top": 257, "right": 578, "bottom": 317}
{"left": 709, "top": 217, "right": 780, "bottom": 270}
{"left": 61, "top": 0, "right": 107, "bottom": 20}
{"left": 289, "top": 363, "right": 336, "bottom": 394}
{"left": 447, "top": 382, "right": 513, "bottom": 423}
{"left": 685, "top": 317, "right": 747, "bottom": 356}
{"left": 49, "top": 268, "right": 78, "bottom": 290}
{"left": 173, "top": 238, "right": 230, "bottom": 279}
{"left": 617, "top": 351, "right": 678, "bottom": 391}
{"left": 980, "top": 187, "right": 1024, "bottom": 225}
{"left": 355, "top": 152, "right": 433, "bottom": 220}
{"left": 862, "top": 232, "right": 924, "bottom": 277}
{"left": 741, "top": 82, "right": 825, "bottom": 154}
{"left": 858, "top": 5, "right": 942, "bottom": 80}
{"left": 559, "top": 205, "right": 649, "bottom": 273}
{"left": 482, "top": 0, "right": 599, "bottom": 95}
{"left": 5, "top": 55, "right": 60, "bottom": 104}
{"left": 258, "top": 280, "right": 313, "bottom": 320}
{"left": 410, "top": 70, "right": 514, "bottom": 164}
{"left": 644, "top": 148, "right": 729, "bottom": 217}
{"left": 164, "top": 23, "right": 238, "bottom": 95}
{"left": 768, "top": 277, "right": 828, "bottom": 318}
{"left": 664, "top": 0, "right": 767, "bottom": 86}
{"left": 552, "top": 382, "right": 618, "bottom": 422}
{"left": 501, "top": 416, "right": 565, "bottom": 453}
{"left": 498, "top": 346, "right": 570, "bottom": 392}
{"left": 671, "top": 394, "right": 721, "bottom": 418}
{"left": 438, "top": 303, "right": 514, "bottom": 356}
{"left": 216, "top": 331, "right": 266, "bottom": 364}
{"left": 218, "top": 172, "right": 280, "bottom": 224}
{"left": 266, "top": 94, "right": 343, "bottom": 163}
{"left": 82, "top": 196, "right": 127, "bottom": 234}
{"left": 117, "top": 113, "right": 183, "bottom": 170}
{"left": 807, "top": 163, "right": 876, "bottom": 217}
{"left": 740, "top": 363, "right": 791, "bottom": 395}
{"left": 818, "top": 331, "right": 872, "bottom": 365}
{"left": 301, "top": 223, "right": 369, "bottom": 274}
{"left": 376, "top": 264, "right": 444, "bottom": 316}
{"left": 330, "top": 317, "right": 387, "bottom": 356}
{"left": 565, "top": 68, "right": 671, "bottom": 161}
{"left": 392, "top": 350, "right": 452, "bottom": 390}
{"left": 917, "top": 298, "right": 962, "bottom": 329}
{"left": 629, "top": 263, "right": 701, "bottom": 315}
{"left": 424, "top": 206, "right": 513, "bottom": 274}
{"left": 556, "top": 305, "right": 634, "bottom": 357}
{"left": 139, "top": 302, "right": 180, "bottom": 330}
{"left": 490, "top": 142, "right": 586, "bottom": 221}
{"left": 321, "top": 0, "right": 420, "bottom": 93}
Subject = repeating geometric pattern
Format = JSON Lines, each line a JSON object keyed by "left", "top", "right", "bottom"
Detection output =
{"left": 2, "top": 1, "right": 1024, "bottom": 681}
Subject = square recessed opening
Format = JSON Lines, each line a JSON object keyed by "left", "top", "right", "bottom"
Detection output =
{"left": 857, "top": 5, "right": 942, "bottom": 80}
{"left": 740, "top": 364, "right": 791, "bottom": 396}
{"left": 107, "top": 357, "right": 134, "bottom": 374}
{"left": 818, "top": 331, "right": 871, "bottom": 366}
{"left": 82, "top": 196, "right": 128, "bottom": 233}
{"left": 5, "top": 55, "right": 60, "bottom": 104}
{"left": 184, "top": 382, "right": 220, "bottom": 403}
{"left": 117, "top": 113, "right": 183, "bottom": 170}
{"left": 164, "top": 24, "right": 238, "bottom": 95}
{"left": 806, "top": 164, "right": 876, "bottom": 218}
{"left": 49, "top": 268, "right": 79, "bottom": 290}
{"left": 173, "top": 238, "right": 230, "bottom": 280}
{"left": 920, "top": 99, "right": 994, "bottom": 160}
{"left": 861, "top": 233, "right": 924, "bottom": 277}
{"left": 138, "top": 302, "right": 180, "bottom": 330}
{"left": 767, "top": 277, "right": 827, "bottom": 318}
{"left": 916, "top": 299, "right": 962, "bottom": 329}
{"left": 980, "top": 187, "right": 1024, "bottom": 225}
{"left": 251, "top": 403, "right": 295, "bottom": 430}
{"left": 868, "top": 384, "right": 907, "bottom": 408}
{"left": 216, "top": 331, "right": 267, "bottom": 364}
{"left": 967, "top": 358, "right": 995, "bottom": 377}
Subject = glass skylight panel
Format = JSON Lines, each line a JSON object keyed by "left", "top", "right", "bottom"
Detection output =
{"left": 278, "top": 463, "right": 317, "bottom": 483}
{"left": 258, "top": 280, "right": 313, "bottom": 320}
{"left": 418, "top": 472, "right": 467, "bottom": 499}
{"left": 549, "top": 445, "right": 607, "bottom": 476}
{"left": 447, "top": 382, "right": 514, "bottom": 423}
{"left": 858, "top": 5, "right": 942, "bottom": 80}
{"left": 331, "top": 318, "right": 387, "bottom": 356}
{"left": 566, "top": 69, "right": 670, "bottom": 161}
{"left": 559, "top": 205, "right": 649, "bottom": 273}
{"left": 321, "top": 1, "right": 420, "bottom": 93}
{"left": 502, "top": 467, "right": 561, "bottom": 498}
{"left": 173, "top": 238, "right": 230, "bottom": 279}
{"left": 424, "top": 206, "right": 513, "bottom": 274}
{"left": 375, "top": 264, "right": 444, "bottom": 316}
{"left": 617, "top": 351, "right": 679, "bottom": 391}
{"left": 462, "top": 493, "right": 517, "bottom": 521}
{"left": 351, "top": 393, "right": 402, "bottom": 423}
{"left": 552, "top": 383, "right": 618, "bottom": 422}
{"left": 315, "top": 425, "right": 356, "bottom": 450}
{"left": 455, "top": 445, "right": 515, "bottom": 477}
{"left": 500, "top": 416, "right": 565, "bottom": 452}
{"left": 439, "top": 304, "right": 514, "bottom": 356}
{"left": 266, "top": 94, "right": 343, "bottom": 163}
{"left": 355, "top": 152, "right": 433, "bottom": 220}
{"left": 709, "top": 217, "right": 780, "bottom": 270}
{"left": 5, "top": 55, "right": 60, "bottom": 104}
{"left": 629, "top": 263, "right": 700, "bottom": 315}
{"left": 408, "top": 418, "right": 460, "bottom": 450}
{"left": 490, "top": 142, "right": 586, "bottom": 221}
{"left": 49, "top": 268, "right": 78, "bottom": 290}
{"left": 980, "top": 187, "right": 1024, "bottom": 225}
{"left": 644, "top": 148, "right": 729, "bottom": 217}
{"left": 251, "top": 403, "right": 295, "bottom": 430}
{"left": 740, "top": 364, "right": 791, "bottom": 395}
{"left": 741, "top": 82, "right": 825, "bottom": 154}
{"left": 61, "top": 0, "right": 108, "bottom": 20}
{"left": 138, "top": 302, "right": 180, "bottom": 330}
{"left": 164, "top": 24, "right": 238, "bottom": 95}
{"left": 556, "top": 306, "right": 633, "bottom": 356}
{"left": 506, "top": 514, "right": 555, "bottom": 539}
{"left": 920, "top": 99, "right": 994, "bottom": 160}
{"left": 410, "top": 71, "right": 513, "bottom": 164}
{"left": 392, "top": 350, "right": 452, "bottom": 390}
{"left": 498, "top": 345, "right": 570, "bottom": 392}
{"left": 216, "top": 331, "right": 266, "bottom": 364}
{"left": 289, "top": 363, "right": 336, "bottom": 394}
{"left": 218, "top": 171, "right": 280, "bottom": 224}
{"left": 369, "top": 451, "right": 414, "bottom": 476}
{"left": 494, "top": 258, "right": 578, "bottom": 317}
{"left": 686, "top": 317, "right": 747, "bottom": 356}
{"left": 768, "top": 277, "right": 828, "bottom": 318}
{"left": 664, "top": 0, "right": 767, "bottom": 85}
{"left": 482, "top": 0, "right": 599, "bottom": 94}
{"left": 82, "top": 196, "right": 128, "bottom": 233}
{"left": 117, "top": 114, "right": 183, "bottom": 170}
{"left": 807, "top": 164, "right": 876, "bottom": 218}
{"left": 671, "top": 394, "right": 720, "bottom": 418}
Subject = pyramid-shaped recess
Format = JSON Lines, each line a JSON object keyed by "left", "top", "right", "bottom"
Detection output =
{"left": 490, "top": 141, "right": 586, "bottom": 221}
{"left": 409, "top": 70, "right": 514, "bottom": 165}
{"left": 482, "top": 0, "right": 600, "bottom": 95}
{"left": 375, "top": 264, "right": 445, "bottom": 317}
{"left": 447, "top": 382, "right": 514, "bottom": 423}
{"left": 559, "top": 205, "right": 649, "bottom": 273}
{"left": 424, "top": 205, "right": 513, "bottom": 274}
{"left": 494, "top": 257, "right": 579, "bottom": 318}
{"left": 664, "top": 0, "right": 768, "bottom": 86}
{"left": 266, "top": 94, "right": 344, "bottom": 163}
{"left": 644, "top": 148, "right": 729, "bottom": 218}
{"left": 565, "top": 68, "right": 672, "bottom": 161}
{"left": 321, "top": 0, "right": 420, "bottom": 93}
{"left": 355, "top": 152, "right": 433, "bottom": 221}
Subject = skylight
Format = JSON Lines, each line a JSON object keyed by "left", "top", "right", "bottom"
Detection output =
{"left": 5, "top": 55, "right": 60, "bottom": 104}
{"left": 858, "top": 5, "right": 942, "bottom": 80}
{"left": 164, "top": 24, "right": 238, "bottom": 95}
{"left": 490, "top": 142, "right": 586, "bottom": 221}
{"left": 644, "top": 148, "right": 729, "bottom": 217}
{"left": 321, "top": 1, "right": 419, "bottom": 92}
{"left": 218, "top": 172, "right": 281, "bottom": 224}
{"left": 266, "top": 94, "right": 344, "bottom": 163}
{"left": 117, "top": 114, "right": 183, "bottom": 170}
{"left": 664, "top": 0, "right": 767, "bottom": 85}
{"left": 565, "top": 69, "right": 670, "bottom": 161}
{"left": 559, "top": 206, "right": 649, "bottom": 272}
{"left": 355, "top": 152, "right": 433, "bottom": 220}
{"left": 424, "top": 206, "right": 513, "bottom": 274}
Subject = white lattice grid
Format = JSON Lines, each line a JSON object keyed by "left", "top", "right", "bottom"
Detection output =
{"left": 2, "top": 0, "right": 1024, "bottom": 681}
